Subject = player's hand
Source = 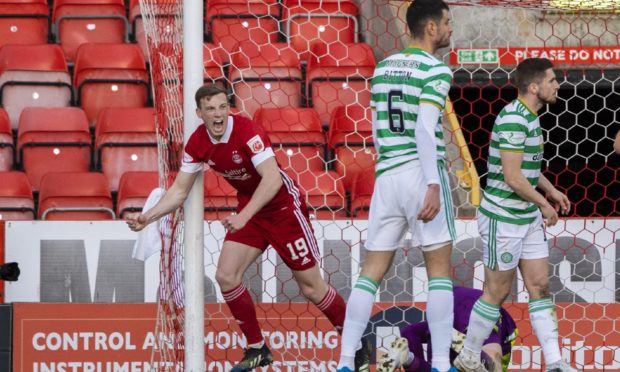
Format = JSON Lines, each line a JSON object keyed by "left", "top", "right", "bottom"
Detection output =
{"left": 126, "top": 213, "right": 149, "bottom": 232}
{"left": 222, "top": 213, "right": 249, "bottom": 233}
{"left": 548, "top": 189, "right": 571, "bottom": 215}
{"left": 540, "top": 203, "right": 558, "bottom": 227}
{"left": 418, "top": 184, "right": 440, "bottom": 223}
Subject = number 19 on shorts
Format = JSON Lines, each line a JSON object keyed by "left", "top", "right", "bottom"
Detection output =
{"left": 286, "top": 237, "right": 309, "bottom": 260}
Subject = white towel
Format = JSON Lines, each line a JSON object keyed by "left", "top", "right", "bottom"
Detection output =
{"left": 132, "top": 187, "right": 165, "bottom": 261}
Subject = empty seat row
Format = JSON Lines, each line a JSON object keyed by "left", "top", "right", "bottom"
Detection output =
{"left": 211, "top": 41, "right": 375, "bottom": 122}
{"left": 1, "top": 105, "right": 374, "bottom": 192}
{"left": 0, "top": 43, "right": 149, "bottom": 128}
{"left": 256, "top": 105, "right": 375, "bottom": 190}
{"left": 0, "top": 171, "right": 114, "bottom": 220}
{"left": 0, "top": 169, "right": 374, "bottom": 221}
{"left": 0, "top": 106, "right": 157, "bottom": 191}
{"left": 0, "top": 0, "right": 360, "bottom": 62}
{"left": 0, "top": 41, "right": 371, "bottom": 129}
{"left": 0, "top": 0, "right": 127, "bottom": 61}
{"left": 205, "top": 0, "right": 358, "bottom": 59}
{"left": 253, "top": 96, "right": 373, "bottom": 149}
{"left": 106, "top": 40, "right": 374, "bottom": 125}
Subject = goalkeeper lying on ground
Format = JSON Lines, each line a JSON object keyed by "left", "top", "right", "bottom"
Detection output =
{"left": 378, "top": 286, "right": 518, "bottom": 372}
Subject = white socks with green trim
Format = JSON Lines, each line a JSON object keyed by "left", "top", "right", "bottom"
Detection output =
{"left": 530, "top": 297, "right": 562, "bottom": 364}
{"left": 462, "top": 298, "right": 500, "bottom": 357}
{"left": 337, "top": 275, "right": 379, "bottom": 370}
{"left": 427, "top": 277, "right": 454, "bottom": 372}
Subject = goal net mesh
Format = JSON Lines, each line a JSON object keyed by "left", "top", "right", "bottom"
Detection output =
{"left": 139, "top": 0, "right": 620, "bottom": 370}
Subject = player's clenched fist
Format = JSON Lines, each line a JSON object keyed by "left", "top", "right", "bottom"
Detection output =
{"left": 126, "top": 213, "right": 149, "bottom": 232}
{"left": 222, "top": 213, "right": 249, "bottom": 233}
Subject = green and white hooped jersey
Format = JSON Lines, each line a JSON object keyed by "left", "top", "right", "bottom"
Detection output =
{"left": 370, "top": 46, "right": 452, "bottom": 178}
{"left": 480, "top": 98, "right": 544, "bottom": 225}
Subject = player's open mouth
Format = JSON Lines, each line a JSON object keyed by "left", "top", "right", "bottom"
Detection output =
{"left": 213, "top": 119, "right": 224, "bottom": 128}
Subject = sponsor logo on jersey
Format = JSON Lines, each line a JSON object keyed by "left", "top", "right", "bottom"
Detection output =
{"left": 247, "top": 135, "right": 265, "bottom": 154}
{"left": 499, "top": 131, "right": 526, "bottom": 146}
{"left": 220, "top": 168, "right": 251, "bottom": 181}
{"left": 430, "top": 79, "right": 450, "bottom": 96}
{"left": 232, "top": 151, "right": 243, "bottom": 164}
{"left": 301, "top": 257, "right": 311, "bottom": 266}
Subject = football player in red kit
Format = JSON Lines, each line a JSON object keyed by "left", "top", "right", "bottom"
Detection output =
{"left": 127, "top": 84, "right": 347, "bottom": 371}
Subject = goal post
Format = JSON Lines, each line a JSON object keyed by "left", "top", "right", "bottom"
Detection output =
{"left": 138, "top": 0, "right": 205, "bottom": 369}
{"left": 182, "top": 0, "right": 205, "bottom": 370}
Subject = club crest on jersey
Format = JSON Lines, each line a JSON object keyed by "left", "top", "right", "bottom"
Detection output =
{"left": 501, "top": 252, "right": 513, "bottom": 264}
{"left": 232, "top": 151, "right": 243, "bottom": 164}
{"left": 247, "top": 134, "right": 265, "bottom": 154}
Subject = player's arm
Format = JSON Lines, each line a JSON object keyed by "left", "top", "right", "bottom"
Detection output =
{"left": 415, "top": 101, "right": 441, "bottom": 186}
{"left": 127, "top": 171, "right": 199, "bottom": 231}
{"left": 614, "top": 128, "right": 620, "bottom": 154}
{"left": 223, "top": 157, "right": 282, "bottom": 233}
{"left": 239, "top": 157, "right": 282, "bottom": 219}
{"left": 416, "top": 67, "right": 452, "bottom": 223}
{"left": 501, "top": 151, "right": 558, "bottom": 226}
{"left": 416, "top": 99, "right": 443, "bottom": 223}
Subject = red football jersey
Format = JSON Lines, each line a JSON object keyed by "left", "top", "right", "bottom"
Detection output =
{"left": 181, "top": 114, "right": 295, "bottom": 215}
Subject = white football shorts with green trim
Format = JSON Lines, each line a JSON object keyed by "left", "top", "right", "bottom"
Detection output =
{"left": 478, "top": 210, "right": 548, "bottom": 271}
{"left": 365, "top": 163, "right": 455, "bottom": 252}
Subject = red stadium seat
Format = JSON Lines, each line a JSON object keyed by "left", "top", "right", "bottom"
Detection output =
{"left": 17, "top": 107, "right": 91, "bottom": 191}
{"left": 0, "top": 0, "right": 48, "bottom": 47}
{"left": 327, "top": 104, "right": 373, "bottom": 148}
{"left": 295, "top": 170, "right": 346, "bottom": 219}
{"left": 206, "top": 0, "right": 280, "bottom": 54}
{"left": 74, "top": 43, "right": 149, "bottom": 126}
{"left": 350, "top": 169, "right": 374, "bottom": 218}
{"left": 253, "top": 107, "right": 324, "bottom": 145}
{"left": 306, "top": 42, "right": 374, "bottom": 125}
{"left": 274, "top": 145, "right": 325, "bottom": 174}
{"left": 307, "top": 41, "right": 375, "bottom": 69}
{"left": 0, "top": 171, "right": 35, "bottom": 220}
{"left": 282, "top": 0, "right": 358, "bottom": 60}
{"left": 95, "top": 107, "right": 158, "bottom": 192}
{"left": 328, "top": 104, "right": 375, "bottom": 191}
{"left": 332, "top": 145, "right": 376, "bottom": 192}
{"left": 52, "top": 0, "right": 128, "bottom": 62}
{"left": 204, "top": 43, "right": 227, "bottom": 84}
{"left": 147, "top": 43, "right": 227, "bottom": 92}
{"left": 116, "top": 171, "right": 159, "bottom": 219}
{"left": 38, "top": 172, "right": 115, "bottom": 220}
{"left": 204, "top": 170, "right": 237, "bottom": 220}
{"left": 0, "top": 44, "right": 72, "bottom": 130}
{"left": 0, "top": 108, "right": 12, "bottom": 171}
{"left": 129, "top": 0, "right": 178, "bottom": 57}
{"left": 254, "top": 107, "right": 326, "bottom": 173}
{"left": 147, "top": 42, "right": 182, "bottom": 109}
{"left": 229, "top": 41, "right": 302, "bottom": 118}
